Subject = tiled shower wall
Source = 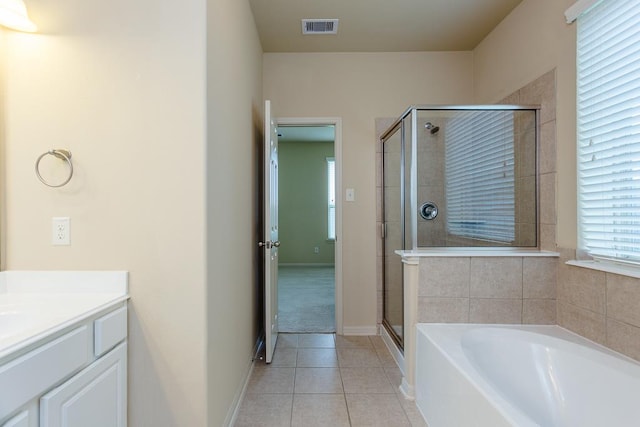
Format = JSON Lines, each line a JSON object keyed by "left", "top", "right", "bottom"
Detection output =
{"left": 376, "top": 69, "right": 640, "bottom": 363}
{"left": 375, "top": 70, "right": 558, "bottom": 326}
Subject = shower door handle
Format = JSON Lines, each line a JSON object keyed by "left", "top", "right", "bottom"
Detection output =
{"left": 272, "top": 241, "right": 281, "bottom": 247}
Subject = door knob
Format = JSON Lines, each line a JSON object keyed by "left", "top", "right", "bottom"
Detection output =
{"left": 259, "top": 241, "right": 280, "bottom": 248}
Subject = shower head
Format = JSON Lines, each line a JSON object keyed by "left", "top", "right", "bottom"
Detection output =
{"left": 424, "top": 122, "right": 440, "bottom": 135}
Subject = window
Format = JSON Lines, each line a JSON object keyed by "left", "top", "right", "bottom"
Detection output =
{"left": 445, "top": 111, "right": 515, "bottom": 243}
{"left": 576, "top": 0, "right": 640, "bottom": 264}
{"left": 327, "top": 157, "right": 336, "bottom": 240}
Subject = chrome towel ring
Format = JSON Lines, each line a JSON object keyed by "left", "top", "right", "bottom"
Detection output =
{"left": 35, "top": 149, "right": 73, "bottom": 188}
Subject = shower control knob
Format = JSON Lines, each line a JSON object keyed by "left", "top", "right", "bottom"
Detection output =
{"left": 420, "top": 202, "right": 439, "bottom": 220}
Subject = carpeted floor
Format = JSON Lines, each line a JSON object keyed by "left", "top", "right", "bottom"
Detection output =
{"left": 278, "top": 265, "right": 335, "bottom": 333}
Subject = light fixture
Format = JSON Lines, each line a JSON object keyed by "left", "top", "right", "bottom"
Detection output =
{"left": 0, "top": 0, "right": 36, "bottom": 32}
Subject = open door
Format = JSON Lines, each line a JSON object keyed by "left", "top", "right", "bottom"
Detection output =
{"left": 261, "top": 100, "right": 279, "bottom": 363}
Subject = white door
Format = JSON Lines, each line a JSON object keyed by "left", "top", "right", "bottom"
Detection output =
{"left": 262, "top": 100, "right": 279, "bottom": 363}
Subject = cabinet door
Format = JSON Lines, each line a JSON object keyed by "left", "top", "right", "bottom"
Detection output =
{"left": 2, "top": 410, "right": 28, "bottom": 427}
{"left": 40, "top": 342, "right": 127, "bottom": 427}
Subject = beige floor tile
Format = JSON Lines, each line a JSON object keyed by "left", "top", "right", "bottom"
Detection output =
{"left": 369, "top": 335, "right": 387, "bottom": 350}
{"left": 399, "top": 397, "right": 429, "bottom": 427}
{"left": 269, "top": 347, "right": 298, "bottom": 367}
{"left": 375, "top": 347, "right": 397, "bottom": 368}
{"left": 235, "top": 393, "right": 293, "bottom": 427}
{"left": 383, "top": 366, "right": 403, "bottom": 390}
{"left": 298, "top": 333, "right": 336, "bottom": 348}
{"left": 340, "top": 367, "right": 395, "bottom": 393}
{"left": 335, "top": 335, "right": 373, "bottom": 348}
{"left": 294, "top": 367, "right": 344, "bottom": 394}
{"left": 238, "top": 335, "right": 424, "bottom": 427}
{"left": 337, "top": 348, "right": 381, "bottom": 367}
{"left": 277, "top": 334, "right": 299, "bottom": 348}
{"left": 246, "top": 367, "right": 295, "bottom": 394}
{"left": 297, "top": 348, "right": 338, "bottom": 367}
{"left": 346, "top": 394, "right": 411, "bottom": 426}
{"left": 291, "top": 394, "right": 350, "bottom": 427}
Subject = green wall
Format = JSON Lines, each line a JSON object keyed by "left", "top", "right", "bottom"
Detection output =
{"left": 279, "top": 140, "right": 335, "bottom": 264}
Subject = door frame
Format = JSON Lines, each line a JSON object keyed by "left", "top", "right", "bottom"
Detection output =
{"left": 276, "top": 116, "right": 343, "bottom": 335}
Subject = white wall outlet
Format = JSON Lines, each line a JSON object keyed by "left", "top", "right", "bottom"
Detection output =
{"left": 52, "top": 217, "right": 70, "bottom": 246}
{"left": 346, "top": 188, "right": 355, "bottom": 202}
{"left": 314, "top": 246, "right": 319, "bottom": 254}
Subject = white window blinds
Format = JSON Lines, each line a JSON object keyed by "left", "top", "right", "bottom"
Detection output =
{"left": 327, "top": 158, "right": 336, "bottom": 240}
{"left": 577, "top": 0, "right": 640, "bottom": 264}
{"left": 445, "top": 111, "right": 515, "bottom": 243}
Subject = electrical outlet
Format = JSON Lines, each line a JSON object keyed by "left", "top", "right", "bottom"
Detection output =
{"left": 52, "top": 217, "right": 70, "bottom": 246}
{"left": 314, "top": 246, "right": 319, "bottom": 254}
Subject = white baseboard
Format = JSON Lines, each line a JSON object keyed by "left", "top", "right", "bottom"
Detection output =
{"left": 279, "top": 263, "right": 335, "bottom": 267}
{"left": 341, "top": 326, "right": 378, "bottom": 336}
{"left": 225, "top": 335, "right": 263, "bottom": 426}
{"left": 380, "top": 324, "right": 404, "bottom": 374}
{"left": 224, "top": 359, "right": 254, "bottom": 427}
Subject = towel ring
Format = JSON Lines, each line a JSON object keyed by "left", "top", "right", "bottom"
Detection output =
{"left": 35, "top": 149, "right": 73, "bottom": 188}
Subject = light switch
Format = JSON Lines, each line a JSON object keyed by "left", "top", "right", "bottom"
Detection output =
{"left": 346, "top": 188, "right": 355, "bottom": 202}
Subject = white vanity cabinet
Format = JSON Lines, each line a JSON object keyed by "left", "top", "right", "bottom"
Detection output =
{"left": 0, "top": 302, "right": 128, "bottom": 427}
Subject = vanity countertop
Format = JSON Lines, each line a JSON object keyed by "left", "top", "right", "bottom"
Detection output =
{"left": 0, "top": 271, "right": 128, "bottom": 360}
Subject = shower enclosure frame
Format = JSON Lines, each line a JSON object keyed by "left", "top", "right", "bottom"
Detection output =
{"left": 380, "top": 105, "right": 541, "bottom": 350}
{"left": 381, "top": 119, "right": 406, "bottom": 350}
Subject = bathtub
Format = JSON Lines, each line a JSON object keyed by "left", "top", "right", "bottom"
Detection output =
{"left": 416, "top": 324, "right": 640, "bottom": 427}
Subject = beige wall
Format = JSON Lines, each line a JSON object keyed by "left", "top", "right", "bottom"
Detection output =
{"left": 2, "top": 0, "right": 210, "bottom": 425}
{"left": 473, "top": 0, "right": 577, "bottom": 248}
{"left": 206, "top": 0, "right": 264, "bottom": 424}
{"left": 263, "top": 52, "right": 474, "bottom": 329}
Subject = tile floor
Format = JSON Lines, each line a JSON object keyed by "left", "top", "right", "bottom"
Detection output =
{"left": 234, "top": 333, "right": 428, "bottom": 427}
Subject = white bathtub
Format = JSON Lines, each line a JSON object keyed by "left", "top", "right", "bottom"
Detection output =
{"left": 416, "top": 324, "right": 640, "bottom": 427}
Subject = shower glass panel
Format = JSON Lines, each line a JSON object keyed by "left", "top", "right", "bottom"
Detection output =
{"left": 381, "top": 106, "right": 538, "bottom": 350}
{"left": 382, "top": 122, "right": 404, "bottom": 348}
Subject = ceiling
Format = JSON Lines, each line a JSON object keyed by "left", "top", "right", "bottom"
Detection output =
{"left": 249, "top": 0, "right": 523, "bottom": 53}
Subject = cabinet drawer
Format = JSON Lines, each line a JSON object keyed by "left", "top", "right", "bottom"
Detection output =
{"left": 94, "top": 307, "right": 127, "bottom": 357}
{"left": 0, "top": 326, "right": 89, "bottom": 420}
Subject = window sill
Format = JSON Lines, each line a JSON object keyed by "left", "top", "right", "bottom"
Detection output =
{"left": 566, "top": 260, "right": 640, "bottom": 279}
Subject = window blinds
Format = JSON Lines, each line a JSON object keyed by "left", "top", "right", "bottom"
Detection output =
{"left": 327, "top": 158, "right": 336, "bottom": 240}
{"left": 577, "top": 0, "right": 640, "bottom": 264}
{"left": 445, "top": 111, "right": 515, "bottom": 243}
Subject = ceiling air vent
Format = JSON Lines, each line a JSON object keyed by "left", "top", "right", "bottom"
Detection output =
{"left": 302, "top": 19, "right": 339, "bottom": 35}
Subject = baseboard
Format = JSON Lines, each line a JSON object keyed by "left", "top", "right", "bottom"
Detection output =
{"left": 380, "top": 324, "right": 404, "bottom": 374}
{"left": 224, "top": 359, "right": 254, "bottom": 427}
{"left": 224, "top": 335, "right": 263, "bottom": 426}
{"left": 279, "top": 263, "right": 335, "bottom": 267}
{"left": 341, "top": 326, "right": 378, "bottom": 336}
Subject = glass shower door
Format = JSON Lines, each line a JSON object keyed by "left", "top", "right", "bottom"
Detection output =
{"left": 382, "top": 124, "right": 404, "bottom": 349}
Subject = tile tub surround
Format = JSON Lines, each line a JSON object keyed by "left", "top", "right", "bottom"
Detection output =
{"left": 234, "top": 333, "right": 427, "bottom": 427}
{"left": 398, "top": 251, "right": 558, "bottom": 399}
{"left": 416, "top": 256, "right": 557, "bottom": 325}
{"left": 557, "top": 248, "right": 640, "bottom": 362}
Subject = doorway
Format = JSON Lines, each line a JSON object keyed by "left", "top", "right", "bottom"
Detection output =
{"left": 276, "top": 118, "right": 343, "bottom": 334}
